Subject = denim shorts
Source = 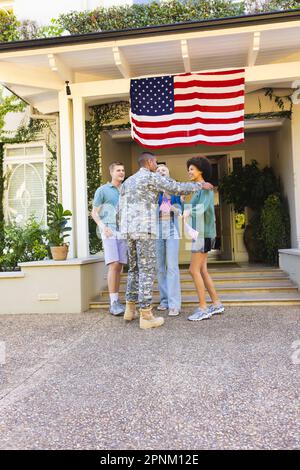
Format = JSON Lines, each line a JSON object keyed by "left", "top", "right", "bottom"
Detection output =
{"left": 191, "top": 237, "right": 215, "bottom": 253}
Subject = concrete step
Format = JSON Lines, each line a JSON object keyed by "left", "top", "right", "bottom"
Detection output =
{"left": 90, "top": 294, "right": 300, "bottom": 308}
{"left": 93, "top": 265, "right": 300, "bottom": 308}
{"left": 99, "top": 284, "right": 298, "bottom": 297}
{"left": 119, "top": 268, "right": 287, "bottom": 278}
{"left": 91, "top": 288, "right": 300, "bottom": 307}
{"left": 119, "top": 277, "right": 292, "bottom": 286}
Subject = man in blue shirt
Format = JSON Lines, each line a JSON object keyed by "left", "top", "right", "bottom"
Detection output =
{"left": 91, "top": 162, "right": 127, "bottom": 316}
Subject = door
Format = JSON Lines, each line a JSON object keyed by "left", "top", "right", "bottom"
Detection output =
{"left": 229, "top": 154, "right": 248, "bottom": 262}
{"left": 218, "top": 155, "right": 233, "bottom": 260}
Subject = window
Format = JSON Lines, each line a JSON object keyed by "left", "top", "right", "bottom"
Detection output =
{"left": 232, "top": 157, "right": 243, "bottom": 172}
{"left": 4, "top": 144, "right": 47, "bottom": 227}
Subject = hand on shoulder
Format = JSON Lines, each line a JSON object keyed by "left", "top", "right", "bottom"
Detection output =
{"left": 201, "top": 182, "right": 214, "bottom": 190}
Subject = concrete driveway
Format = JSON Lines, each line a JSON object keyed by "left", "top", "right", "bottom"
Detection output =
{"left": 0, "top": 306, "right": 300, "bottom": 449}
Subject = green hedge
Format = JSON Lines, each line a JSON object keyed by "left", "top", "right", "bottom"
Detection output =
{"left": 2, "top": 1, "right": 300, "bottom": 41}
{"left": 260, "top": 194, "right": 291, "bottom": 265}
{"left": 57, "top": 0, "right": 244, "bottom": 35}
{"left": 0, "top": 10, "right": 19, "bottom": 42}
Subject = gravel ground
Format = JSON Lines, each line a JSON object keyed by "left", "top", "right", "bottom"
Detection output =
{"left": 0, "top": 306, "right": 300, "bottom": 450}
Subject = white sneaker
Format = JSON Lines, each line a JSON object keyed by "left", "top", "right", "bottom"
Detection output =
{"left": 168, "top": 308, "right": 180, "bottom": 317}
{"left": 157, "top": 303, "right": 168, "bottom": 311}
{"left": 188, "top": 308, "right": 211, "bottom": 321}
{"left": 207, "top": 303, "right": 225, "bottom": 316}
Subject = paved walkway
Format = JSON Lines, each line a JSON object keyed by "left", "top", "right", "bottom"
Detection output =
{"left": 0, "top": 306, "right": 300, "bottom": 450}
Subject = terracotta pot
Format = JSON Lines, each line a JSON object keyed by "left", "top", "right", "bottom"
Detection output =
{"left": 50, "top": 245, "right": 69, "bottom": 261}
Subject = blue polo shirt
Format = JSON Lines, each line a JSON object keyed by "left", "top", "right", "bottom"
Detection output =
{"left": 93, "top": 182, "right": 121, "bottom": 229}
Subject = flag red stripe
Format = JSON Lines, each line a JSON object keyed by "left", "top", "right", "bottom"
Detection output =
{"left": 131, "top": 115, "right": 244, "bottom": 128}
{"left": 174, "top": 78, "right": 245, "bottom": 88}
{"left": 134, "top": 136, "right": 245, "bottom": 149}
{"left": 175, "top": 103, "right": 244, "bottom": 113}
{"left": 133, "top": 127, "right": 244, "bottom": 139}
{"left": 174, "top": 90, "right": 245, "bottom": 100}
{"left": 130, "top": 68, "right": 245, "bottom": 149}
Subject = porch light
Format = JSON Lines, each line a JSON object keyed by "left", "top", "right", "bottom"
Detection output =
{"left": 65, "top": 81, "right": 71, "bottom": 96}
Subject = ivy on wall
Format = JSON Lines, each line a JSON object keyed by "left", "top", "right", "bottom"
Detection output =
{"left": 46, "top": 142, "right": 59, "bottom": 220}
{"left": 0, "top": 143, "right": 4, "bottom": 230}
{"left": 86, "top": 101, "right": 130, "bottom": 254}
{"left": 0, "top": 101, "right": 27, "bottom": 135}
{"left": 0, "top": 88, "right": 28, "bottom": 228}
{"left": 263, "top": 88, "right": 293, "bottom": 113}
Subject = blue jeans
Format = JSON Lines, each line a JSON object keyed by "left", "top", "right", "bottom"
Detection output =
{"left": 156, "top": 238, "right": 181, "bottom": 310}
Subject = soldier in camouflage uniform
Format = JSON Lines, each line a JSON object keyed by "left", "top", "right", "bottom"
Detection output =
{"left": 118, "top": 151, "right": 213, "bottom": 329}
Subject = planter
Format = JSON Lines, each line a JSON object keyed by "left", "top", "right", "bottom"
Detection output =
{"left": 50, "top": 245, "right": 69, "bottom": 261}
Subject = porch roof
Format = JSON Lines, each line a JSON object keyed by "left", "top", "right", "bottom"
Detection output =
{"left": 1, "top": 9, "right": 300, "bottom": 113}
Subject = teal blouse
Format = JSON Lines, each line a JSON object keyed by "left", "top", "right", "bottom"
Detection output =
{"left": 188, "top": 190, "right": 216, "bottom": 238}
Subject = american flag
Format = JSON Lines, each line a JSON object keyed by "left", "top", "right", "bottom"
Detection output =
{"left": 130, "top": 69, "right": 245, "bottom": 149}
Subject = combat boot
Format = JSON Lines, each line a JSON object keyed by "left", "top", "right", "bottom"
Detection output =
{"left": 140, "top": 306, "right": 164, "bottom": 330}
{"left": 124, "top": 301, "right": 139, "bottom": 321}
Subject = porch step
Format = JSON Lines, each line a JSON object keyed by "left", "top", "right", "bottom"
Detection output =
{"left": 90, "top": 295, "right": 300, "bottom": 309}
{"left": 119, "top": 276, "right": 291, "bottom": 285}
{"left": 119, "top": 268, "right": 287, "bottom": 277}
{"left": 100, "top": 283, "right": 298, "bottom": 295}
{"left": 91, "top": 266, "right": 300, "bottom": 309}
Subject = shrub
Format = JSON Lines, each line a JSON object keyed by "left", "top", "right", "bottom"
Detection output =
{"left": 57, "top": 0, "right": 245, "bottom": 34}
{"left": 0, "top": 10, "right": 19, "bottom": 42}
{"left": 245, "top": 1, "right": 300, "bottom": 14}
{"left": 219, "top": 160, "right": 280, "bottom": 212}
{"left": 17, "top": 19, "right": 39, "bottom": 40}
{"left": 0, "top": 218, "right": 48, "bottom": 271}
{"left": 1, "top": 1, "right": 300, "bottom": 43}
{"left": 260, "top": 194, "right": 291, "bottom": 264}
{"left": 36, "top": 19, "right": 65, "bottom": 39}
{"left": 219, "top": 160, "right": 291, "bottom": 265}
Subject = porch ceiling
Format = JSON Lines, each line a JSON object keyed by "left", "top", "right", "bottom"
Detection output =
{"left": 1, "top": 10, "right": 300, "bottom": 113}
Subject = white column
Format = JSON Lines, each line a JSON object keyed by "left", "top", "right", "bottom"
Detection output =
{"left": 72, "top": 95, "right": 90, "bottom": 258}
{"left": 291, "top": 103, "right": 300, "bottom": 249}
{"left": 58, "top": 91, "right": 76, "bottom": 258}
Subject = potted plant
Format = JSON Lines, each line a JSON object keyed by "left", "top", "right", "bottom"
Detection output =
{"left": 219, "top": 160, "right": 281, "bottom": 263}
{"left": 47, "top": 203, "right": 72, "bottom": 261}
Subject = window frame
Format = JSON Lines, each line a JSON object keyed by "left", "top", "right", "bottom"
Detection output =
{"left": 3, "top": 141, "right": 48, "bottom": 227}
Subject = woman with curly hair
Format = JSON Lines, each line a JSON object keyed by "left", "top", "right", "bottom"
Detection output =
{"left": 184, "top": 156, "right": 225, "bottom": 321}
